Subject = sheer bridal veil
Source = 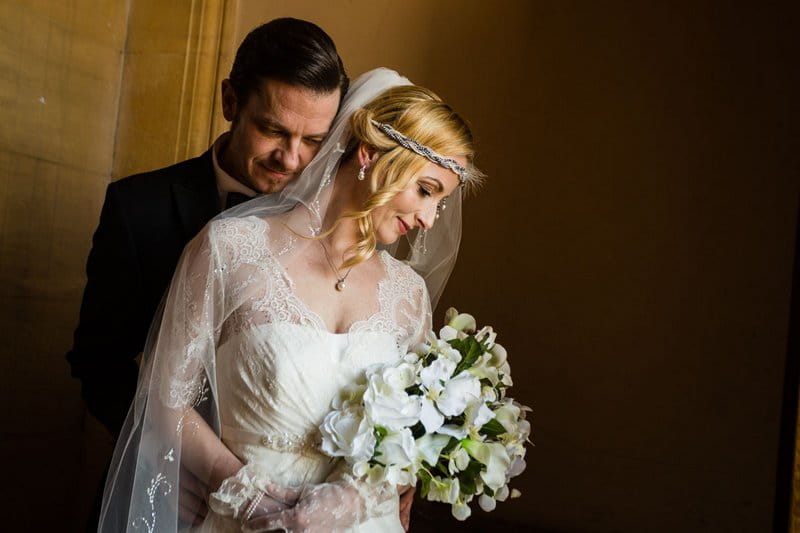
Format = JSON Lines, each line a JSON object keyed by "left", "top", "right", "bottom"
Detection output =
{"left": 99, "top": 67, "right": 471, "bottom": 532}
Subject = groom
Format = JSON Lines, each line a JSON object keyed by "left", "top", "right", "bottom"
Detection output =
{"left": 67, "top": 16, "right": 345, "bottom": 442}
{"left": 67, "top": 17, "right": 351, "bottom": 529}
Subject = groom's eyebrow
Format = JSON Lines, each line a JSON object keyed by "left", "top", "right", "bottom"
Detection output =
{"left": 259, "top": 117, "right": 328, "bottom": 141}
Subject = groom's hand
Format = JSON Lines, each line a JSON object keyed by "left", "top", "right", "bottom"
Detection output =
{"left": 398, "top": 484, "right": 415, "bottom": 531}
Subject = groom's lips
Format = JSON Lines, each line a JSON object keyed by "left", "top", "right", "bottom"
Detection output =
{"left": 264, "top": 168, "right": 291, "bottom": 181}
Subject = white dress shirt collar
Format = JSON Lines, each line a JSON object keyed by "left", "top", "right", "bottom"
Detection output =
{"left": 212, "top": 133, "right": 256, "bottom": 210}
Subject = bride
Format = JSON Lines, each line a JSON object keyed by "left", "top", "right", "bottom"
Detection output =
{"left": 98, "top": 68, "right": 483, "bottom": 532}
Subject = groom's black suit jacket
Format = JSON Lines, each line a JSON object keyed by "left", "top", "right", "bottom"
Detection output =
{"left": 67, "top": 149, "right": 220, "bottom": 436}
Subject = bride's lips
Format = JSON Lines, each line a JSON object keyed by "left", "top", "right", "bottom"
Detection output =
{"left": 397, "top": 217, "right": 410, "bottom": 235}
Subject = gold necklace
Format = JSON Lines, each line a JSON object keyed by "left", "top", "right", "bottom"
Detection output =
{"left": 319, "top": 240, "right": 353, "bottom": 291}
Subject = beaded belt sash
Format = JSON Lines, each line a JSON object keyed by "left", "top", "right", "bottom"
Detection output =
{"left": 222, "top": 424, "right": 321, "bottom": 454}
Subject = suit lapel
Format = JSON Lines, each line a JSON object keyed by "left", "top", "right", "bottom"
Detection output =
{"left": 171, "top": 149, "right": 219, "bottom": 240}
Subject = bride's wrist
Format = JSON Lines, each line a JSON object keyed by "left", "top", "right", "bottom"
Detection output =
{"left": 242, "top": 492, "right": 265, "bottom": 522}
{"left": 208, "top": 454, "right": 244, "bottom": 493}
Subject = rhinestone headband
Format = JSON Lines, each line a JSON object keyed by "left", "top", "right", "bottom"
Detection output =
{"left": 370, "top": 119, "right": 471, "bottom": 185}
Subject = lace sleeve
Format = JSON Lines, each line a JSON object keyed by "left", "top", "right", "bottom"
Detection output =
{"left": 154, "top": 225, "right": 225, "bottom": 411}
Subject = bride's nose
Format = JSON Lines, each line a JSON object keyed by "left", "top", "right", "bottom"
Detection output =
{"left": 416, "top": 201, "right": 437, "bottom": 230}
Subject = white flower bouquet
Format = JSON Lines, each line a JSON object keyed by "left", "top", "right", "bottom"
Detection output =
{"left": 319, "top": 308, "right": 531, "bottom": 520}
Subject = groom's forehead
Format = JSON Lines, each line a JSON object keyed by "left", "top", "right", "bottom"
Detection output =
{"left": 250, "top": 78, "right": 340, "bottom": 115}
{"left": 240, "top": 78, "right": 338, "bottom": 135}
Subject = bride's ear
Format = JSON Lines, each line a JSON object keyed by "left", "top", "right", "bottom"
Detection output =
{"left": 356, "top": 143, "right": 379, "bottom": 170}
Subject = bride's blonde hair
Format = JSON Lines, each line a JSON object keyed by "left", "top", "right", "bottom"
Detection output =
{"left": 328, "top": 85, "right": 477, "bottom": 269}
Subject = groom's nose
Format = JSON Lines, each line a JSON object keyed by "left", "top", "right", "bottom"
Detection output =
{"left": 275, "top": 137, "right": 302, "bottom": 172}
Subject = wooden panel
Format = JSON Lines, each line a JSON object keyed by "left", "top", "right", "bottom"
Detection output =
{"left": 112, "top": 0, "right": 233, "bottom": 179}
{"left": 0, "top": 0, "right": 130, "bottom": 527}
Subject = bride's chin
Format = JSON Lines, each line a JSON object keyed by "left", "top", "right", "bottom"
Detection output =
{"left": 375, "top": 235, "right": 398, "bottom": 246}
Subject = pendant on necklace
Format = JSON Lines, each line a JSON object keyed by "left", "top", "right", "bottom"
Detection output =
{"left": 335, "top": 280, "right": 346, "bottom": 291}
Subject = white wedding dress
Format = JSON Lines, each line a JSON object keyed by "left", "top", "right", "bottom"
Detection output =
{"left": 179, "top": 214, "right": 431, "bottom": 532}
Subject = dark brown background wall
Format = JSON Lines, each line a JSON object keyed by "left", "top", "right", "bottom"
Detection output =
{"left": 1, "top": 1, "right": 797, "bottom": 531}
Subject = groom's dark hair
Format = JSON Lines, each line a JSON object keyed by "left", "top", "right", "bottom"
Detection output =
{"left": 229, "top": 18, "right": 349, "bottom": 103}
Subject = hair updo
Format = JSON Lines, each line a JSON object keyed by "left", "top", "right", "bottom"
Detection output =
{"left": 331, "top": 85, "right": 478, "bottom": 269}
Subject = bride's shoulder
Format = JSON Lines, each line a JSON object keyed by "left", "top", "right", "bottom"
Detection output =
{"left": 208, "top": 215, "right": 270, "bottom": 238}
{"left": 379, "top": 251, "right": 427, "bottom": 293}
{"left": 203, "top": 216, "right": 273, "bottom": 262}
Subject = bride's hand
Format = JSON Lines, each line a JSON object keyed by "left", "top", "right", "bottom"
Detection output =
{"left": 242, "top": 483, "right": 359, "bottom": 533}
{"left": 240, "top": 489, "right": 293, "bottom": 526}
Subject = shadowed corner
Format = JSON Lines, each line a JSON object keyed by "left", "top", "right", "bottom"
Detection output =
{"left": 410, "top": 497, "right": 555, "bottom": 533}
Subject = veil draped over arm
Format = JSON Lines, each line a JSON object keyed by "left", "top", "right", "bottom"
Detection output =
{"left": 99, "top": 218, "right": 240, "bottom": 532}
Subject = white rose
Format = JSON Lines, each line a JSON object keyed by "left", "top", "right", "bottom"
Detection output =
{"left": 319, "top": 408, "right": 375, "bottom": 464}
{"left": 331, "top": 383, "right": 366, "bottom": 410}
{"left": 363, "top": 364, "right": 421, "bottom": 430}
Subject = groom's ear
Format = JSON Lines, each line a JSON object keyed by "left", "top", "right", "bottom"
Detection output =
{"left": 221, "top": 79, "right": 238, "bottom": 122}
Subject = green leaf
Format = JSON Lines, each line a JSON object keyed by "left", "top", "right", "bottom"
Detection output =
{"left": 450, "top": 336, "right": 485, "bottom": 375}
{"left": 463, "top": 459, "right": 484, "bottom": 477}
{"left": 456, "top": 461, "right": 484, "bottom": 496}
{"left": 441, "top": 437, "right": 460, "bottom": 455}
{"left": 479, "top": 418, "right": 507, "bottom": 437}
{"left": 459, "top": 473, "right": 477, "bottom": 495}
{"left": 410, "top": 422, "right": 426, "bottom": 439}
{"left": 373, "top": 426, "right": 388, "bottom": 453}
{"left": 445, "top": 414, "right": 466, "bottom": 427}
{"left": 405, "top": 384, "right": 423, "bottom": 396}
{"left": 418, "top": 468, "right": 432, "bottom": 498}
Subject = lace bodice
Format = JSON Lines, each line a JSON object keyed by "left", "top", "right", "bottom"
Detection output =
{"left": 212, "top": 215, "right": 429, "bottom": 350}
